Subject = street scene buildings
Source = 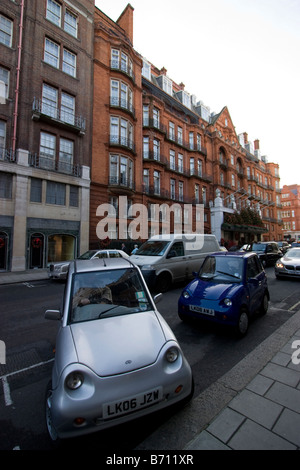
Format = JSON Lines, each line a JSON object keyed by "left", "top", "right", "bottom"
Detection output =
{"left": 0, "top": 1, "right": 286, "bottom": 271}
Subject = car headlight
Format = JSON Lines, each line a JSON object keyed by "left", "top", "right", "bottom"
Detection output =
{"left": 224, "top": 298, "right": 232, "bottom": 307}
{"left": 65, "top": 371, "right": 84, "bottom": 390}
{"left": 166, "top": 346, "right": 179, "bottom": 363}
{"left": 141, "top": 265, "right": 156, "bottom": 271}
{"left": 276, "top": 262, "right": 284, "bottom": 269}
{"left": 182, "top": 290, "right": 190, "bottom": 299}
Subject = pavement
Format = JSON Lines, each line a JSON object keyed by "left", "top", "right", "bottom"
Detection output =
{"left": 1, "top": 269, "right": 300, "bottom": 450}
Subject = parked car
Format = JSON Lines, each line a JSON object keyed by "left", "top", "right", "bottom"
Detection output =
{"left": 275, "top": 247, "right": 300, "bottom": 279}
{"left": 45, "top": 258, "right": 193, "bottom": 441}
{"left": 250, "top": 242, "right": 282, "bottom": 267}
{"left": 178, "top": 252, "right": 269, "bottom": 337}
{"left": 277, "top": 241, "right": 291, "bottom": 254}
{"left": 48, "top": 249, "right": 129, "bottom": 280}
{"left": 130, "top": 233, "right": 221, "bottom": 292}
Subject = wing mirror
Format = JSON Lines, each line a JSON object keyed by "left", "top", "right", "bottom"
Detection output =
{"left": 45, "top": 309, "right": 61, "bottom": 320}
{"left": 153, "top": 293, "right": 163, "bottom": 304}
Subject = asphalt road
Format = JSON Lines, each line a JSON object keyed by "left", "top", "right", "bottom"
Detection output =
{"left": 0, "top": 267, "right": 299, "bottom": 450}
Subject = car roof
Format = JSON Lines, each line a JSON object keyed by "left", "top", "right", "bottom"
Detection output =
{"left": 209, "top": 251, "right": 256, "bottom": 259}
{"left": 72, "top": 257, "right": 133, "bottom": 273}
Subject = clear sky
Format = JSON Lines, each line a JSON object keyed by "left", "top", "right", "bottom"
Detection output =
{"left": 95, "top": 0, "right": 300, "bottom": 188}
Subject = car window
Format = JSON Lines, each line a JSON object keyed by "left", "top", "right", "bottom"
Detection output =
{"left": 199, "top": 256, "right": 243, "bottom": 282}
{"left": 94, "top": 252, "right": 108, "bottom": 258}
{"left": 247, "top": 257, "right": 259, "bottom": 279}
{"left": 136, "top": 240, "right": 170, "bottom": 256}
{"left": 109, "top": 251, "right": 121, "bottom": 258}
{"left": 168, "top": 242, "right": 184, "bottom": 257}
{"left": 69, "top": 268, "right": 153, "bottom": 324}
{"left": 252, "top": 243, "right": 265, "bottom": 252}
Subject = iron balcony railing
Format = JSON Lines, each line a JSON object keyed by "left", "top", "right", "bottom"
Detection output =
{"left": 32, "top": 98, "right": 86, "bottom": 134}
{"left": 29, "top": 153, "right": 82, "bottom": 177}
{"left": 0, "top": 147, "right": 16, "bottom": 163}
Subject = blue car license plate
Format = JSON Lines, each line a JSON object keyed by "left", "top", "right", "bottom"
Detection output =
{"left": 190, "top": 305, "right": 215, "bottom": 316}
{"left": 103, "top": 387, "right": 163, "bottom": 418}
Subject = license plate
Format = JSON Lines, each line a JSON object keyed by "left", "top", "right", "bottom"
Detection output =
{"left": 190, "top": 305, "right": 215, "bottom": 316}
{"left": 103, "top": 387, "right": 163, "bottom": 419}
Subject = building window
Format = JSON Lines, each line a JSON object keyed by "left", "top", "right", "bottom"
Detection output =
{"left": 109, "top": 154, "right": 133, "bottom": 187}
{"left": 197, "top": 134, "right": 201, "bottom": 151}
{"left": 170, "top": 179, "right": 176, "bottom": 200}
{"left": 64, "top": 9, "right": 78, "bottom": 38}
{"left": 143, "top": 105, "right": 149, "bottom": 126}
{"left": 59, "top": 138, "right": 74, "bottom": 174}
{"left": 142, "top": 59, "right": 151, "bottom": 80}
{"left": 0, "top": 66, "right": 9, "bottom": 99}
{"left": 178, "top": 154, "right": 183, "bottom": 173}
{"left": 42, "top": 84, "right": 58, "bottom": 118}
{"left": 143, "top": 169, "right": 149, "bottom": 192}
{"left": 61, "top": 92, "right": 75, "bottom": 125}
{"left": 0, "top": 172, "right": 12, "bottom": 199}
{"left": 198, "top": 160, "right": 203, "bottom": 177}
{"left": 0, "top": 14, "right": 13, "bottom": 47}
{"left": 190, "top": 157, "right": 195, "bottom": 175}
{"left": 170, "top": 150, "right": 175, "bottom": 170}
{"left": 153, "top": 139, "right": 160, "bottom": 161}
{"left": 154, "top": 171, "right": 160, "bottom": 195}
{"left": 63, "top": 48, "right": 76, "bottom": 77}
{"left": 44, "top": 38, "right": 60, "bottom": 68}
{"left": 70, "top": 186, "right": 79, "bottom": 207}
{"left": 30, "top": 178, "right": 43, "bottom": 203}
{"left": 110, "top": 116, "right": 134, "bottom": 150}
{"left": 40, "top": 132, "right": 56, "bottom": 169}
{"left": 153, "top": 107, "right": 160, "bottom": 128}
{"left": 110, "top": 79, "right": 133, "bottom": 113}
{"left": 179, "top": 181, "right": 184, "bottom": 202}
{"left": 143, "top": 136, "right": 149, "bottom": 159}
{"left": 169, "top": 122, "right": 175, "bottom": 141}
{"left": 46, "top": 181, "right": 66, "bottom": 205}
{"left": 0, "top": 120, "right": 6, "bottom": 155}
{"left": 111, "top": 49, "right": 133, "bottom": 77}
{"left": 189, "top": 132, "right": 194, "bottom": 150}
{"left": 178, "top": 127, "right": 183, "bottom": 145}
{"left": 46, "top": 0, "right": 61, "bottom": 27}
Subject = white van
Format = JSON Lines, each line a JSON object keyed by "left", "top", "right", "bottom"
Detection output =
{"left": 129, "top": 233, "right": 221, "bottom": 291}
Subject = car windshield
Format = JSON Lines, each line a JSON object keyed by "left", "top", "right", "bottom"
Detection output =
{"left": 199, "top": 256, "right": 243, "bottom": 283}
{"left": 252, "top": 243, "right": 266, "bottom": 252}
{"left": 286, "top": 249, "right": 300, "bottom": 258}
{"left": 135, "top": 240, "right": 170, "bottom": 256}
{"left": 77, "top": 250, "right": 98, "bottom": 260}
{"left": 69, "top": 268, "right": 153, "bottom": 324}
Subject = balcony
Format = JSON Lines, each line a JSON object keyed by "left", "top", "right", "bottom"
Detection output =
{"left": 32, "top": 98, "right": 86, "bottom": 135}
{"left": 0, "top": 147, "right": 16, "bottom": 163}
{"left": 110, "top": 60, "right": 135, "bottom": 83}
{"left": 110, "top": 96, "right": 135, "bottom": 118}
{"left": 29, "top": 153, "right": 82, "bottom": 177}
{"left": 109, "top": 135, "right": 136, "bottom": 154}
{"left": 108, "top": 175, "right": 135, "bottom": 193}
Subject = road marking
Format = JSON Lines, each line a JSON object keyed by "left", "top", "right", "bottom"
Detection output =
{"left": 0, "top": 358, "right": 54, "bottom": 407}
{"left": 2, "top": 377, "right": 12, "bottom": 406}
{"left": 288, "top": 300, "right": 300, "bottom": 311}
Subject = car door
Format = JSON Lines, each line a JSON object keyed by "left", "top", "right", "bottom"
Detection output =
{"left": 246, "top": 256, "right": 265, "bottom": 314}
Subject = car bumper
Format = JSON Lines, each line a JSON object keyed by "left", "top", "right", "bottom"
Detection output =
{"left": 178, "top": 298, "right": 239, "bottom": 328}
{"left": 48, "top": 343, "right": 193, "bottom": 439}
{"left": 275, "top": 267, "right": 300, "bottom": 278}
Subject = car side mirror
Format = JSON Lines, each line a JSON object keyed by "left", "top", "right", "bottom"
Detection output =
{"left": 153, "top": 293, "right": 163, "bottom": 305}
{"left": 45, "top": 309, "right": 61, "bottom": 321}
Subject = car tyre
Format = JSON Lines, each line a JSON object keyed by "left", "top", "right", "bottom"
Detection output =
{"left": 236, "top": 308, "right": 249, "bottom": 337}
{"left": 45, "top": 380, "right": 60, "bottom": 444}
{"left": 259, "top": 292, "right": 269, "bottom": 316}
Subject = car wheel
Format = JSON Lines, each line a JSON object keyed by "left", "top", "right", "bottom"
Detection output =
{"left": 156, "top": 272, "right": 172, "bottom": 292}
{"left": 45, "top": 381, "right": 59, "bottom": 443}
{"left": 260, "top": 292, "right": 269, "bottom": 316}
{"left": 236, "top": 309, "right": 249, "bottom": 337}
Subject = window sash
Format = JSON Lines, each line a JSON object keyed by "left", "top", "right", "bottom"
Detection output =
{"left": 0, "top": 15, "right": 13, "bottom": 47}
{"left": 64, "top": 10, "right": 77, "bottom": 37}
{"left": 63, "top": 49, "right": 76, "bottom": 77}
{"left": 46, "top": 0, "right": 61, "bottom": 27}
{"left": 44, "top": 38, "right": 59, "bottom": 68}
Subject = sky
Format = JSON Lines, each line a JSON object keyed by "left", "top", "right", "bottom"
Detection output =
{"left": 95, "top": 0, "right": 300, "bottom": 188}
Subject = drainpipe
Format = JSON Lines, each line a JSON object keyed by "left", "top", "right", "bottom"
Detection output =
{"left": 12, "top": 0, "right": 25, "bottom": 154}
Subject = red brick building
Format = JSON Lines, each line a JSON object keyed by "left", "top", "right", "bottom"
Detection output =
{"left": 281, "top": 185, "right": 300, "bottom": 242}
{"left": 90, "top": 4, "right": 283, "bottom": 249}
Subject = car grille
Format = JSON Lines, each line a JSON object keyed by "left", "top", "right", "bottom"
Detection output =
{"left": 285, "top": 265, "right": 300, "bottom": 271}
